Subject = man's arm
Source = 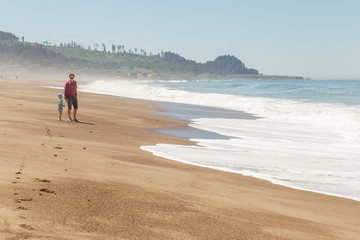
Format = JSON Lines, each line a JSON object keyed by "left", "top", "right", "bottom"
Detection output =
{"left": 64, "top": 82, "right": 69, "bottom": 100}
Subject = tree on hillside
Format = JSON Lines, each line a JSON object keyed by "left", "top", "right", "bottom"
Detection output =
{"left": 0, "top": 30, "right": 261, "bottom": 78}
{"left": 161, "top": 51, "right": 197, "bottom": 65}
{"left": 204, "top": 55, "right": 259, "bottom": 75}
{"left": 0, "top": 31, "right": 19, "bottom": 41}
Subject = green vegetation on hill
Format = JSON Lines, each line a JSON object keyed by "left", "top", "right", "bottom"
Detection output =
{"left": 0, "top": 30, "right": 302, "bottom": 80}
{"left": 0, "top": 31, "right": 19, "bottom": 41}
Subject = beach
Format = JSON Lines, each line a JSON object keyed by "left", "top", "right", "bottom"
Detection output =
{"left": 1, "top": 79, "right": 360, "bottom": 240}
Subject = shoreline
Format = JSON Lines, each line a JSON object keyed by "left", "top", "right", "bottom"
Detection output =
{"left": 142, "top": 147, "right": 360, "bottom": 203}
{"left": 1, "top": 78, "right": 360, "bottom": 239}
{"left": 73, "top": 81, "right": 360, "bottom": 202}
{"left": 149, "top": 103, "right": 360, "bottom": 202}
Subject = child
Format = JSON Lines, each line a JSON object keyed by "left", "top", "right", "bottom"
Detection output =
{"left": 58, "top": 93, "right": 65, "bottom": 120}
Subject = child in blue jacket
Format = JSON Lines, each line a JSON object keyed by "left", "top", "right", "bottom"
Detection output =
{"left": 58, "top": 93, "right": 65, "bottom": 120}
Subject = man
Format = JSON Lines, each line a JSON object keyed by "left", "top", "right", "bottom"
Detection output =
{"left": 64, "top": 73, "right": 79, "bottom": 122}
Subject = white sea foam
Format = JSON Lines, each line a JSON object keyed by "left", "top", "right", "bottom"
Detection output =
{"left": 81, "top": 79, "right": 360, "bottom": 139}
{"left": 80, "top": 79, "right": 360, "bottom": 201}
{"left": 143, "top": 117, "right": 360, "bottom": 201}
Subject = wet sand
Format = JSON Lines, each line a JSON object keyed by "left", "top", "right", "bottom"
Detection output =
{"left": 0, "top": 79, "right": 359, "bottom": 240}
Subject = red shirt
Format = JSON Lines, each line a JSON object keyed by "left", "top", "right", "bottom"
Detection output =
{"left": 64, "top": 80, "right": 77, "bottom": 99}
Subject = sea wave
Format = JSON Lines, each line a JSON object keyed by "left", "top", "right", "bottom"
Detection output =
{"left": 78, "top": 79, "right": 360, "bottom": 201}
{"left": 81, "top": 79, "right": 360, "bottom": 140}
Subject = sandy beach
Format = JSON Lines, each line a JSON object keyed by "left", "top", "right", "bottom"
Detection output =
{"left": 1, "top": 79, "right": 360, "bottom": 240}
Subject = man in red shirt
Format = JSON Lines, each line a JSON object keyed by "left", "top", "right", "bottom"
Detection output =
{"left": 64, "top": 73, "right": 79, "bottom": 122}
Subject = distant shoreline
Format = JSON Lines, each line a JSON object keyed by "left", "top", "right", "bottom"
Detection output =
{"left": 0, "top": 63, "right": 305, "bottom": 81}
{"left": 1, "top": 31, "right": 306, "bottom": 80}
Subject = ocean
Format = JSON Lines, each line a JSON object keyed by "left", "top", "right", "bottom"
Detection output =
{"left": 80, "top": 79, "right": 360, "bottom": 201}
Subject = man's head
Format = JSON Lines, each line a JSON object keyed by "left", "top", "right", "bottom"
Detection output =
{"left": 69, "top": 73, "right": 75, "bottom": 81}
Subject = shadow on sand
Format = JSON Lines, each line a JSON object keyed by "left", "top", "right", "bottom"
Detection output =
{"left": 75, "top": 120, "right": 95, "bottom": 125}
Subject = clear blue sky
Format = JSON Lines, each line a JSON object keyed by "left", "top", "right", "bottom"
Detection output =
{"left": 1, "top": 0, "right": 359, "bottom": 79}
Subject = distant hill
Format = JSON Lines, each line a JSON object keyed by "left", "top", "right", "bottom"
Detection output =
{"left": 0, "top": 30, "right": 303, "bottom": 80}
{"left": 0, "top": 31, "right": 19, "bottom": 41}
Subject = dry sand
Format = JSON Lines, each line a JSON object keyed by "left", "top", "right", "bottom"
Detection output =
{"left": 0, "top": 79, "right": 359, "bottom": 240}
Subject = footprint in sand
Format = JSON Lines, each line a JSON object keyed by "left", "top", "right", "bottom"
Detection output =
{"left": 19, "top": 224, "right": 34, "bottom": 230}
{"left": 46, "top": 127, "right": 52, "bottom": 137}
{"left": 34, "top": 178, "right": 51, "bottom": 183}
{"left": 14, "top": 171, "right": 21, "bottom": 181}
{"left": 17, "top": 206, "right": 28, "bottom": 210}
{"left": 39, "top": 188, "right": 56, "bottom": 194}
{"left": 15, "top": 198, "right": 33, "bottom": 203}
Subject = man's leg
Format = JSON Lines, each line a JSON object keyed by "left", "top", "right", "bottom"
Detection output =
{"left": 73, "top": 96, "right": 78, "bottom": 121}
{"left": 67, "top": 98, "right": 73, "bottom": 121}
{"left": 67, "top": 109, "right": 72, "bottom": 120}
{"left": 73, "top": 109, "right": 77, "bottom": 121}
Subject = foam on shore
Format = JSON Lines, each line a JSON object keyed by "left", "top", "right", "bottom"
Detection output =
{"left": 80, "top": 79, "right": 360, "bottom": 201}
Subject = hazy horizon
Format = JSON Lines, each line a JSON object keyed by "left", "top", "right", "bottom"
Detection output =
{"left": 1, "top": 0, "right": 360, "bottom": 80}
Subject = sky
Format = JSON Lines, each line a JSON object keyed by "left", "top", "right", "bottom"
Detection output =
{"left": 1, "top": 0, "right": 359, "bottom": 79}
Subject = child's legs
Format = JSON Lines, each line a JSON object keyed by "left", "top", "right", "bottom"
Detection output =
{"left": 58, "top": 108, "right": 63, "bottom": 120}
